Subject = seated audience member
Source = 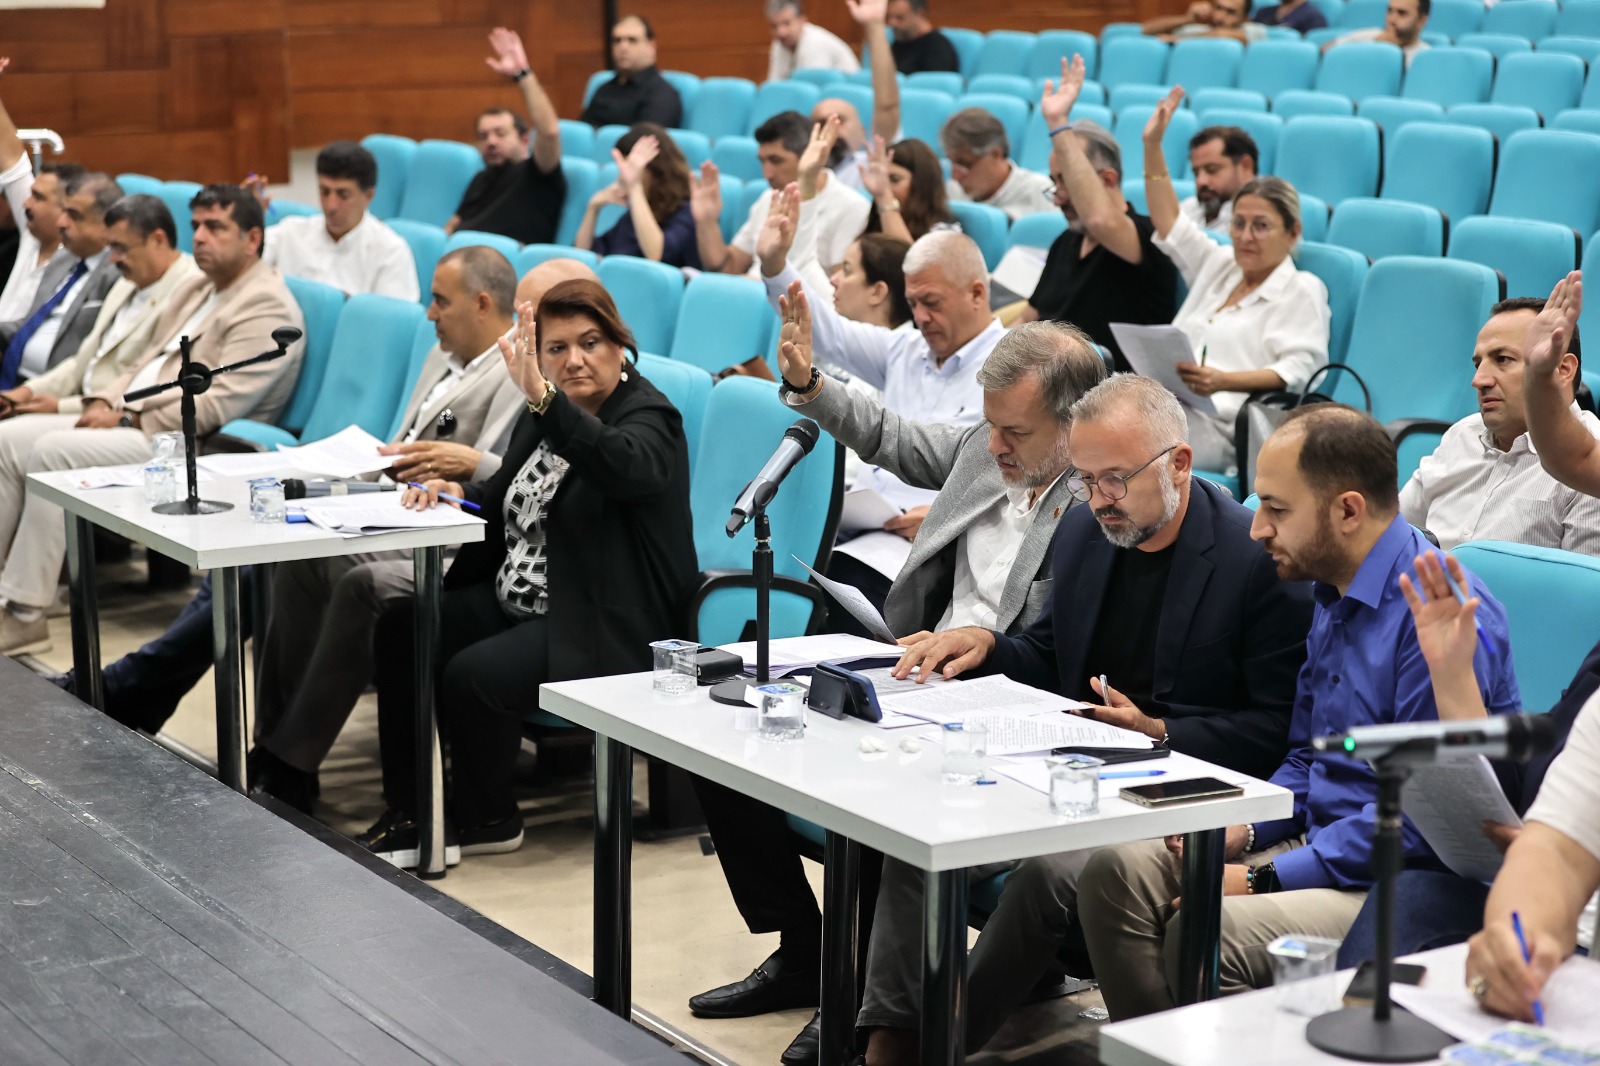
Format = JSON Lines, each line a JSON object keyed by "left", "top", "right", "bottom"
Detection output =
{"left": 1323, "top": 0, "right": 1430, "bottom": 63}
{"left": 580, "top": 15, "right": 684, "bottom": 129}
{"left": 0, "top": 66, "right": 77, "bottom": 321}
{"left": 254, "top": 141, "right": 417, "bottom": 301}
{"left": 831, "top": 234, "right": 913, "bottom": 331}
{"left": 1143, "top": 0, "right": 1267, "bottom": 42}
{"left": 577, "top": 125, "right": 702, "bottom": 269}
{"left": 766, "top": 0, "right": 859, "bottom": 80}
{"left": 1, "top": 172, "right": 122, "bottom": 389}
{"left": 1183, "top": 126, "right": 1258, "bottom": 236}
{"left": 0, "top": 195, "right": 200, "bottom": 420}
{"left": 446, "top": 28, "right": 566, "bottom": 245}
{"left": 865, "top": 375, "right": 1312, "bottom": 1062}
{"left": 813, "top": 0, "right": 901, "bottom": 193}
{"left": 1143, "top": 89, "right": 1329, "bottom": 474}
{"left": 1402, "top": 297, "right": 1600, "bottom": 554}
{"left": 886, "top": 0, "right": 960, "bottom": 74}
{"left": 359, "top": 279, "right": 696, "bottom": 866}
{"left": 759, "top": 187, "right": 1000, "bottom": 595}
{"left": 691, "top": 112, "right": 868, "bottom": 283}
{"left": 1253, "top": 0, "right": 1328, "bottom": 33}
{"left": 941, "top": 108, "right": 1056, "bottom": 221}
{"left": 0, "top": 184, "right": 303, "bottom": 656}
{"left": 1077, "top": 405, "right": 1519, "bottom": 1021}
{"left": 862, "top": 137, "right": 958, "bottom": 243}
{"left": 691, "top": 306, "right": 1105, "bottom": 1066}
{"left": 1524, "top": 273, "right": 1600, "bottom": 497}
{"left": 1019, "top": 59, "right": 1179, "bottom": 370}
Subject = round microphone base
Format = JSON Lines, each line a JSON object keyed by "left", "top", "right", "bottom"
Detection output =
{"left": 153, "top": 498, "right": 233, "bottom": 516}
{"left": 709, "top": 679, "right": 754, "bottom": 707}
{"left": 1305, "top": 1007, "right": 1455, "bottom": 1063}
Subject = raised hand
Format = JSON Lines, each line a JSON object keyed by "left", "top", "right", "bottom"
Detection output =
{"left": 1144, "top": 86, "right": 1186, "bottom": 146}
{"left": 690, "top": 160, "right": 723, "bottom": 224}
{"left": 1399, "top": 552, "right": 1480, "bottom": 677}
{"left": 777, "top": 281, "right": 815, "bottom": 389}
{"left": 242, "top": 173, "right": 273, "bottom": 211}
{"left": 613, "top": 135, "right": 660, "bottom": 191}
{"left": 496, "top": 299, "right": 550, "bottom": 402}
{"left": 1525, "top": 270, "right": 1582, "bottom": 378}
{"left": 861, "top": 135, "right": 892, "bottom": 200}
{"left": 588, "top": 181, "right": 627, "bottom": 209}
{"left": 484, "top": 26, "right": 530, "bottom": 77}
{"left": 846, "top": 0, "right": 887, "bottom": 24}
{"left": 1039, "top": 54, "right": 1087, "bottom": 129}
{"left": 799, "top": 115, "right": 843, "bottom": 188}
{"left": 0, "top": 57, "right": 10, "bottom": 76}
{"left": 757, "top": 182, "right": 802, "bottom": 278}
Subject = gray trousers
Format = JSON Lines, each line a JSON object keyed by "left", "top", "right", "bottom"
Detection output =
{"left": 254, "top": 551, "right": 414, "bottom": 771}
{"left": 858, "top": 847, "right": 1093, "bottom": 1053}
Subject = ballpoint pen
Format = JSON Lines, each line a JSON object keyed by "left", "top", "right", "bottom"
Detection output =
{"left": 1511, "top": 911, "right": 1546, "bottom": 1026}
{"left": 1437, "top": 552, "right": 1496, "bottom": 656}
{"left": 407, "top": 481, "right": 483, "bottom": 512}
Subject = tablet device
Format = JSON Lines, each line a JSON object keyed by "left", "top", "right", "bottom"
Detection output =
{"left": 807, "top": 662, "right": 883, "bottom": 723}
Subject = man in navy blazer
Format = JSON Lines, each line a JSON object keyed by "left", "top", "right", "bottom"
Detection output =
{"left": 859, "top": 374, "right": 1313, "bottom": 1063}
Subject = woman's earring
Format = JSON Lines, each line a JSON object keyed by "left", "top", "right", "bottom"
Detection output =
{"left": 620, "top": 367, "right": 630, "bottom": 381}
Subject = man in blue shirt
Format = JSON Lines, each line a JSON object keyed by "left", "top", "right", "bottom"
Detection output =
{"left": 1077, "top": 403, "right": 1521, "bottom": 1019}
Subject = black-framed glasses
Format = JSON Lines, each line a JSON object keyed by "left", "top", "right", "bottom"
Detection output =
{"left": 1066, "top": 445, "right": 1178, "bottom": 504}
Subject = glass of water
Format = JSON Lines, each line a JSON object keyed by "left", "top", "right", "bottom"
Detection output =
{"left": 941, "top": 721, "right": 987, "bottom": 785}
{"left": 759, "top": 685, "right": 806, "bottom": 742}
{"left": 1047, "top": 754, "right": 1104, "bottom": 818}
{"left": 143, "top": 431, "right": 183, "bottom": 506}
{"left": 249, "top": 477, "right": 286, "bottom": 524}
{"left": 650, "top": 639, "right": 699, "bottom": 696}
{"left": 1268, "top": 935, "right": 1342, "bottom": 1016}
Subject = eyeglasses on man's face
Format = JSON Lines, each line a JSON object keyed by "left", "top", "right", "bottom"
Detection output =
{"left": 1066, "top": 444, "right": 1178, "bottom": 503}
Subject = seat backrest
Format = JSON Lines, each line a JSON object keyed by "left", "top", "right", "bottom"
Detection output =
{"left": 269, "top": 200, "right": 319, "bottom": 221}
{"left": 396, "top": 140, "right": 484, "bottom": 227}
{"left": 1167, "top": 38, "right": 1245, "bottom": 91}
{"left": 1447, "top": 216, "right": 1582, "bottom": 301}
{"left": 597, "top": 255, "right": 686, "bottom": 357}
{"left": 590, "top": 124, "right": 629, "bottom": 164}
{"left": 1445, "top": 102, "right": 1541, "bottom": 145}
{"left": 907, "top": 70, "right": 962, "bottom": 98}
{"left": 1316, "top": 41, "right": 1404, "bottom": 101}
{"left": 900, "top": 89, "right": 960, "bottom": 149}
{"left": 114, "top": 172, "right": 164, "bottom": 197}
{"left": 1357, "top": 96, "right": 1446, "bottom": 148}
{"left": 790, "top": 68, "right": 846, "bottom": 88}
{"left": 443, "top": 229, "right": 521, "bottom": 263}
{"left": 1114, "top": 105, "right": 1201, "bottom": 180}
{"left": 1481, "top": 0, "right": 1560, "bottom": 40}
{"left": 952, "top": 93, "right": 1030, "bottom": 155}
{"left": 670, "top": 129, "right": 714, "bottom": 170}
{"left": 1382, "top": 121, "right": 1496, "bottom": 221}
{"left": 1272, "top": 88, "right": 1357, "bottom": 119}
{"left": 949, "top": 201, "right": 1010, "bottom": 270}
{"left": 1553, "top": 110, "right": 1600, "bottom": 136}
{"left": 967, "top": 74, "right": 1036, "bottom": 102}
{"left": 1401, "top": 47, "right": 1495, "bottom": 107}
{"left": 1580, "top": 233, "right": 1600, "bottom": 379}
{"left": 1539, "top": 36, "right": 1600, "bottom": 65}
{"left": 358, "top": 134, "right": 417, "bottom": 220}
{"left": 1490, "top": 52, "right": 1587, "bottom": 118}
{"left": 1326, "top": 197, "right": 1446, "bottom": 260}
{"left": 1097, "top": 36, "right": 1170, "bottom": 88}
{"left": 1490, "top": 130, "right": 1600, "bottom": 237}
{"left": 749, "top": 80, "right": 822, "bottom": 134}
{"left": 1448, "top": 541, "right": 1600, "bottom": 714}
{"left": 943, "top": 27, "right": 986, "bottom": 79}
{"left": 516, "top": 244, "right": 600, "bottom": 276}
{"left": 663, "top": 70, "right": 703, "bottom": 114}
{"left": 1029, "top": 30, "right": 1099, "bottom": 81}
{"left": 688, "top": 77, "right": 758, "bottom": 140}
{"left": 1292, "top": 241, "right": 1369, "bottom": 363}
{"left": 1299, "top": 191, "right": 1332, "bottom": 243}
{"left": 1238, "top": 39, "right": 1320, "bottom": 96}
{"left": 1196, "top": 108, "right": 1285, "bottom": 173}
{"left": 1337, "top": 0, "right": 1389, "bottom": 27}
{"left": 1188, "top": 87, "right": 1269, "bottom": 114}
{"left": 277, "top": 277, "right": 347, "bottom": 436}
{"left": 1275, "top": 115, "right": 1382, "bottom": 205}
{"left": 159, "top": 181, "right": 203, "bottom": 253}
{"left": 1556, "top": 1, "right": 1600, "bottom": 39}
{"left": 1008, "top": 209, "right": 1068, "bottom": 250}
{"left": 298, "top": 293, "right": 428, "bottom": 443}
{"left": 669, "top": 273, "right": 778, "bottom": 374}
{"left": 1428, "top": 0, "right": 1487, "bottom": 38}
{"left": 556, "top": 157, "right": 600, "bottom": 247}
{"left": 710, "top": 135, "right": 765, "bottom": 185}
{"left": 636, "top": 353, "right": 713, "bottom": 477}
{"left": 1108, "top": 83, "right": 1172, "bottom": 113}
{"left": 385, "top": 219, "right": 448, "bottom": 305}
{"left": 1580, "top": 66, "right": 1600, "bottom": 111}
{"left": 557, "top": 119, "right": 595, "bottom": 164}
{"left": 976, "top": 30, "right": 1038, "bottom": 79}
{"left": 391, "top": 316, "right": 439, "bottom": 441}
{"left": 1455, "top": 33, "right": 1534, "bottom": 61}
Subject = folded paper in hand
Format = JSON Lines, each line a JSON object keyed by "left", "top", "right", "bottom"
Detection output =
{"left": 793, "top": 554, "right": 896, "bottom": 643}
{"left": 1110, "top": 323, "right": 1217, "bottom": 416}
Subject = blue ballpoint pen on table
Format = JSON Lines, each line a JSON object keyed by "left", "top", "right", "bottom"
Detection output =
{"left": 1100, "top": 770, "right": 1167, "bottom": 780}
{"left": 1437, "top": 552, "right": 1496, "bottom": 656}
{"left": 1511, "top": 911, "right": 1546, "bottom": 1026}
{"left": 407, "top": 481, "right": 482, "bottom": 512}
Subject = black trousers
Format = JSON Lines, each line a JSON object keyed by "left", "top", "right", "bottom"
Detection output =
{"left": 374, "top": 582, "right": 548, "bottom": 830}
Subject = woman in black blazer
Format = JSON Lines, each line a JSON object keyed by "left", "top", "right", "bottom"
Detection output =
{"left": 359, "top": 279, "right": 697, "bottom": 867}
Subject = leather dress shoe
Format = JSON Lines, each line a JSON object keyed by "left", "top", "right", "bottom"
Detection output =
{"left": 688, "top": 949, "right": 819, "bottom": 1018}
{"left": 780, "top": 1011, "right": 821, "bottom": 1066}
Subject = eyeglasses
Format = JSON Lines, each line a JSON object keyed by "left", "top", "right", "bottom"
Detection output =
{"left": 1066, "top": 445, "right": 1178, "bottom": 504}
{"left": 1229, "top": 216, "right": 1281, "bottom": 239}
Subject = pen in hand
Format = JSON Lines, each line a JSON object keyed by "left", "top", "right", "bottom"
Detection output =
{"left": 1511, "top": 911, "right": 1546, "bottom": 1026}
{"left": 1437, "top": 552, "right": 1496, "bottom": 656}
{"left": 407, "top": 481, "right": 482, "bottom": 512}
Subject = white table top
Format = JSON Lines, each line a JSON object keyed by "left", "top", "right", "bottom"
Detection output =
{"left": 540, "top": 673, "right": 1294, "bottom": 872}
{"left": 28, "top": 470, "right": 484, "bottom": 569}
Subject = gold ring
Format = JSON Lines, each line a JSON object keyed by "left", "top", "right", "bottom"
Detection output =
{"left": 1468, "top": 975, "right": 1489, "bottom": 1001}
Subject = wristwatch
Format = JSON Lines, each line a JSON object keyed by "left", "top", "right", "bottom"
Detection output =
{"left": 510, "top": 67, "right": 533, "bottom": 82}
{"left": 1246, "top": 862, "right": 1281, "bottom": 894}
{"left": 117, "top": 410, "right": 136, "bottom": 428}
{"left": 527, "top": 380, "right": 558, "bottom": 416}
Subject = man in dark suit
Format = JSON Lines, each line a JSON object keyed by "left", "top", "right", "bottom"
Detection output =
{"left": 861, "top": 372, "right": 1313, "bottom": 1064}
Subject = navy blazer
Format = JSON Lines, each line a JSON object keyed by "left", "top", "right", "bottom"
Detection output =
{"left": 986, "top": 478, "right": 1314, "bottom": 780}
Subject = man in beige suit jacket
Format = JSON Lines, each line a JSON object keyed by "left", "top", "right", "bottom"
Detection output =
{"left": 0, "top": 183, "right": 304, "bottom": 655}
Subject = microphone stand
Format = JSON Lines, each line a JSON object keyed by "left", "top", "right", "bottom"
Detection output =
{"left": 124, "top": 327, "right": 301, "bottom": 516}
{"left": 710, "top": 495, "right": 775, "bottom": 706}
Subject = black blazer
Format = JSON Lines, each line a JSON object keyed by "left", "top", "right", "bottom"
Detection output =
{"left": 986, "top": 478, "right": 1314, "bottom": 780}
{"left": 446, "top": 372, "right": 697, "bottom": 683}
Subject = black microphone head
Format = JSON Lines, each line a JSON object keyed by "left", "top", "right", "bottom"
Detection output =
{"left": 272, "top": 326, "right": 304, "bottom": 349}
{"left": 785, "top": 419, "right": 820, "bottom": 455}
{"left": 1508, "top": 714, "right": 1560, "bottom": 762}
{"left": 282, "top": 478, "right": 307, "bottom": 500}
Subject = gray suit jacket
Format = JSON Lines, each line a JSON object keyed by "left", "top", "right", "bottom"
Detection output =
{"left": 391, "top": 345, "right": 525, "bottom": 481}
{"left": 1, "top": 252, "right": 120, "bottom": 373}
{"left": 790, "top": 378, "right": 1079, "bottom": 637}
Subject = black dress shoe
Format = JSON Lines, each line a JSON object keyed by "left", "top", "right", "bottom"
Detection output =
{"left": 688, "top": 949, "right": 819, "bottom": 1018}
{"left": 780, "top": 1011, "right": 821, "bottom": 1066}
{"left": 247, "top": 747, "right": 320, "bottom": 816}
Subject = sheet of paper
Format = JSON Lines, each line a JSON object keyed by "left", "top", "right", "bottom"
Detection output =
{"left": 65, "top": 464, "right": 159, "bottom": 489}
{"left": 718, "top": 633, "right": 905, "bottom": 676}
{"left": 1392, "top": 950, "right": 1600, "bottom": 1049}
{"left": 917, "top": 713, "right": 1104, "bottom": 757}
{"left": 838, "top": 487, "right": 904, "bottom": 534}
{"left": 197, "top": 451, "right": 308, "bottom": 479}
{"left": 274, "top": 425, "right": 393, "bottom": 478}
{"left": 991, "top": 245, "right": 1049, "bottom": 302}
{"left": 793, "top": 554, "right": 896, "bottom": 643}
{"left": 832, "top": 529, "right": 913, "bottom": 580}
{"left": 300, "top": 500, "right": 482, "bottom": 534}
{"left": 1402, "top": 755, "right": 1522, "bottom": 883}
{"left": 878, "top": 674, "right": 1095, "bottom": 726}
{"left": 1109, "top": 323, "right": 1217, "bottom": 416}
{"left": 994, "top": 750, "right": 1173, "bottom": 794}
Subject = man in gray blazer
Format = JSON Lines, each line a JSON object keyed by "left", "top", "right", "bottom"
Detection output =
{"left": 686, "top": 295, "right": 1107, "bottom": 1066}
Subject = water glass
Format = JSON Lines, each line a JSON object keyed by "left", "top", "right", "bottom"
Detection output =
{"left": 1047, "top": 754, "right": 1104, "bottom": 818}
{"left": 940, "top": 721, "right": 987, "bottom": 785}
{"left": 759, "top": 684, "right": 807, "bottom": 743}
{"left": 1267, "top": 935, "right": 1342, "bottom": 1016}
{"left": 143, "top": 459, "right": 177, "bottom": 506}
{"left": 150, "top": 430, "right": 182, "bottom": 462}
{"left": 249, "top": 477, "right": 286, "bottom": 524}
{"left": 650, "top": 639, "right": 699, "bottom": 696}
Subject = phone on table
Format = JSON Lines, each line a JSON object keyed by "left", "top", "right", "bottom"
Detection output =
{"left": 807, "top": 662, "right": 883, "bottom": 723}
{"left": 1343, "top": 959, "right": 1427, "bottom": 1006}
{"left": 1120, "top": 776, "right": 1244, "bottom": 807}
{"left": 1051, "top": 745, "right": 1172, "bottom": 765}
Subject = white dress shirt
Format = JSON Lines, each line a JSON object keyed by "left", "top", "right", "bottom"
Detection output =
{"left": 734, "top": 172, "right": 871, "bottom": 281}
{"left": 1399, "top": 405, "right": 1600, "bottom": 555}
{"left": 1154, "top": 210, "right": 1329, "bottom": 427}
{"left": 20, "top": 249, "right": 109, "bottom": 379}
{"left": 946, "top": 164, "right": 1056, "bottom": 221}
{"left": 404, "top": 339, "right": 503, "bottom": 442}
{"left": 768, "top": 22, "right": 861, "bottom": 81}
{"left": 938, "top": 473, "right": 1064, "bottom": 631}
{"left": 263, "top": 212, "right": 419, "bottom": 301}
{"left": 0, "top": 155, "right": 64, "bottom": 324}
{"left": 1180, "top": 195, "right": 1233, "bottom": 236}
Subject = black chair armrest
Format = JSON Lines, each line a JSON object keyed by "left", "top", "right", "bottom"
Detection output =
{"left": 1387, "top": 418, "right": 1453, "bottom": 450}
{"left": 686, "top": 568, "right": 828, "bottom": 643}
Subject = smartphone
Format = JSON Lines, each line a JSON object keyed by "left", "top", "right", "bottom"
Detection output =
{"left": 807, "top": 662, "right": 883, "bottom": 723}
{"left": 1343, "top": 960, "right": 1427, "bottom": 1007}
{"left": 1051, "top": 745, "right": 1172, "bottom": 765}
{"left": 1120, "top": 776, "right": 1245, "bottom": 807}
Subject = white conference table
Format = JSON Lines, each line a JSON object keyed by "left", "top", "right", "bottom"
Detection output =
{"left": 27, "top": 469, "right": 483, "bottom": 879}
{"left": 540, "top": 673, "right": 1294, "bottom": 1066}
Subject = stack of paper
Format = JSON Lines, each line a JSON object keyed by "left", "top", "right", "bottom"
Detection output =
{"left": 298, "top": 496, "right": 482, "bottom": 536}
{"left": 719, "top": 634, "right": 905, "bottom": 677}
{"left": 273, "top": 425, "right": 394, "bottom": 478}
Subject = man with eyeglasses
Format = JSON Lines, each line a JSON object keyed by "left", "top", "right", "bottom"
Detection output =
{"left": 857, "top": 373, "right": 1312, "bottom": 1064}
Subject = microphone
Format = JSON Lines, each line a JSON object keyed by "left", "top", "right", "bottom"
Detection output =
{"left": 727, "top": 419, "right": 820, "bottom": 537}
{"left": 283, "top": 479, "right": 396, "bottom": 500}
{"left": 1313, "top": 714, "right": 1559, "bottom": 764}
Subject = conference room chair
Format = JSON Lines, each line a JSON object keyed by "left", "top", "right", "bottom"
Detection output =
{"left": 1300, "top": 192, "right": 1332, "bottom": 243}
{"left": 597, "top": 255, "right": 686, "bottom": 357}
{"left": 1582, "top": 67, "right": 1600, "bottom": 111}
{"left": 1453, "top": 32, "right": 1535, "bottom": 62}
{"left": 975, "top": 30, "right": 1039, "bottom": 80}
{"left": 1097, "top": 36, "right": 1170, "bottom": 89}
{"left": 1017, "top": 101, "right": 1112, "bottom": 175}
{"left": 590, "top": 124, "right": 629, "bottom": 165}
{"left": 1272, "top": 89, "right": 1358, "bottom": 119}
{"left": 385, "top": 219, "right": 447, "bottom": 305}
{"left": 1538, "top": 37, "right": 1600, "bottom": 65}
{"left": 1187, "top": 87, "right": 1270, "bottom": 114}
{"left": 1491, "top": 52, "right": 1587, "bottom": 120}
{"left": 1113, "top": 104, "right": 1200, "bottom": 181}
{"left": 1008, "top": 210, "right": 1068, "bottom": 251}
{"left": 215, "top": 276, "right": 346, "bottom": 448}
{"left": 396, "top": 140, "right": 483, "bottom": 228}
{"left": 388, "top": 316, "right": 441, "bottom": 444}
{"left": 1445, "top": 102, "right": 1541, "bottom": 145}
{"left": 966, "top": 74, "right": 1037, "bottom": 104}
{"left": 1034, "top": 78, "right": 1107, "bottom": 107}
{"left": 636, "top": 354, "right": 714, "bottom": 478}
{"left": 663, "top": 70, "right": 704, "bottom": 115}
{"left": 1489, "top": 130, "right": 1600, "bottom": 239}
{"left": 1556, "top": 1, "right": 1600, "bottom": 40}
{"left": 906, "top": 71, "right": 964, "bottom": 98}
{"left": 556, "top": 156, "right": 600, "bottom": 247}
{"left": 1196, "top": 108, "right": 1284, "bottom": 173}
{"left": 158, "top": 180, "right": 202, "bottom": 253}
{"left": 1237, "top": 39, "right": 1320, "bottom": 97}
{"left": 667, "top": 129, "right": 713, "bottom": 171}
{"left": 1448, "top": 542, "right": 1600, "bottom": 715}
{"left": 359, "top": 134, "right": 416, "bottom": 220}
{"left": 267, "top": 201, "right": 319, "bottom": 222}
{"left": 114, "top": 172, "right": 163, "bottom": 197}
{"left": 443, "top": 229, "right": 521, "bottom": 263}
{"left": 1400, "top": 47, "right": 1495, "bottom": 108}
{"left": 554, "top": 120, "right": 595, "bottom": 165}
{"left": 1426, "top": 0, "right": 1487, "bottom": 39}
{"left": 1305, "top": 26, "right": 1349, "bottom": 47}
{"left": 956, "top": 93, "right": 1030, "bottom": 153}
{"left": 949, "top": 201, "right": 1010, "bottom": 271}
{"left": 1553, "top": 110, "right": 1600, "bottom": 136}
{"left": 1315, "top": 42, "right": 1405, "bottom": 103}
{"left": 1028, "top": 29, "right": 1099, "bottom": 81}
{"left": 1357, "top": 96, "right": 1447, "bottom": 147}
{"left": 1166, "top": 38, "right": 1244, "bottom": 92}
{"left": 1447, "top": 216, "right": 1582, "bottom": 301}
{"left": 943, "top": 27, "right": 986, "bottom": 80}
{"left": 1293, "top": 240, "right": 1369, "bottom": 364}
{"left": 710, "top": 135, "right": 764, "bottom": 185}
{"left": 1108, "top": 84, "right": 1174, "bottom": 114}
{"left": 1578, "top": 233, "right": 1600, "bottom": 384}
{"left": 1275, "top": 116, "right": 1382, "bottom": 206}
{"left": 668, "top": 274, "right": 777, "bottom": 376}
{"left": 516, "top": 244, "right": 600, "bottom": 276}
{"left": 687, "top": 77, "right": 758, "bottom": 141}
{"left": 789, "top": 68, "right": 846, "bottom": 89}
{"left": 1120, "top": 177, "right": 1196, "bottom": 215}
{"left": 1100, "top": 22, "right": 1145, "bottom": 41}
{"left": 749, "top": 80, "right": 822, "bottom": 135}
{"left": 1381, "top": 121, "right": 1497, "bottom": 221}
{"left": 1481, "top": 0, "right": 1561, "bottom": 41}
{"left": 718, "top": 175, "right": 749, "bottom": 245}
{"left": 900, "top": 89, "right": 960, "bottom": 150}
{"left": 1336, "top": 0, "right": 1389, "bottom": 28}
{"left": 1325, "top": 197, "right": 1447, "bottom": 261}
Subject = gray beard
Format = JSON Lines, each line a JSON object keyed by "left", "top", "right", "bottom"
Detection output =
{"left": 1098, "top": 464, "right": 1182, "bottom": 549}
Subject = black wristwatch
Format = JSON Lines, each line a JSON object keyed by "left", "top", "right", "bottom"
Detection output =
{"left": 118, "top": 410, "right": 136, "bottom": 428}
{"left": 778, "top": 367, "right": 820, "bottom": 400}
{"left": 510, "top": 67, "right": 533, "bottom": 82}
{"left": 1247, "top": 862, "right": 1282, "bottom": 894}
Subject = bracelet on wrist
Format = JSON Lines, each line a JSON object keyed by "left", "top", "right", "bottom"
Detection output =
{"left": 1048, "top": 123, "right": 1074, "bottom": 138}
{"left": 779, "top": 367, "right": 822, "bottom": 401}
{"left": 1146, "top": 173, "right": 1171, "bottom": 182}
{"left": 1244, "top": 824, "right": 1256, "bottom": 855}
{"left": 510, "top": 67, "right": 532, "bottom": 81}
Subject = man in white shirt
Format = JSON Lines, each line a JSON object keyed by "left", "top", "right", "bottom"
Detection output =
{"left": 1323, "top": 0, "right": 1431, "bottom": 64}
{"left": 1180, "top": 125, "right": 1257, "bottom": 236}
{"left": 941, "top": 108, "right": 1055, "bottom": 221}
{"left": 1402, "top": 296, "right": 1600, "bottom": 554}
{"left": 0, "top": 61, "right": 77, "bottom": 323}
{"left": 813, "top": 0, "right": 901, "bottom": 194}
{"left": 257, "top": 141, "right": 418, "bottom": 302}
{"left": 766, "top": 0, "right": 860, "bottom": 80}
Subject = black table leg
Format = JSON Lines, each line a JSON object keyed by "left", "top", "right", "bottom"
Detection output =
{"left": 594, "top": 733, "right": 633, "bottom": 1017}
{"left": 820, "top": 830, "right": 861, "bottom": 1065}
{"left": 1176, "top": 827, "right": 1226, "bottom": 1004}
{"left": 413, "top": 545, "right": 448, "bottom": 881}
{"left": 211, "top": 566, "right": 247, "bottom": 792}
{"left": 63, "top": 514, "right": 103, "bottom": 711}
{"left": 919, "top": 868, "right": 968, "bottom": 1066}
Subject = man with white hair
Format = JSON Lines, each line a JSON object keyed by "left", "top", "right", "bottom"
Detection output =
{"left": 812, "top": 0, "right": 900, "bottom": 193}
{"left": 867, "top": 374, "right": 1313, "bottom": 1062}
{"left": 766, "top": 0, "right": 860, "bottom": 80}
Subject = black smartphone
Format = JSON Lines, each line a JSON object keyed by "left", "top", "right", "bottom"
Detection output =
{"left": 1051, "top": 745, "right": 1172, "bottom": 765}
{"left": 807, "top": 662, "right": 883, "bottom": 723}
{"left": 1343, "top": 960, "right": 1427, "bottom": 1006}
{"left": 1120, "top": 777, "right": 1245, "bottom": 807}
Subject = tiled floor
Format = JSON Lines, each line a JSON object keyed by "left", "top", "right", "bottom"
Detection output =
{"left": 22, "top": 555, "right": 1106, "bottom": 1066}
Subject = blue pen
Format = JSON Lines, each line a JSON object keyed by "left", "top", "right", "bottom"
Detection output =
{"left": 1511, "top": 911, "right": 1546, "bottom": 1026}
{"left": 1437, "top": 552, "right": 1496, "bottom": 656}
{"left": 407, "top": 481, "right": 482, "bottom": 512}
{"left": 1100, "top": 769, "right": 1168, "bottom": 780}
{"left": 286, "top": 513, "right": 310, "bottom": 524}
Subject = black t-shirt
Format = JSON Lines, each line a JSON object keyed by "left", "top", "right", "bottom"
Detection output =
{"left": 0, "top": 228, "right": 17, "bottom": 295}
{"left": 579, "top": 66, "right": 684, "bottom": 129}
{"left": 1029, "top": 207, "right": 1178, "bottom": 372}
{"left": 892, "top": 30, "right": 961, "bottom": 75}
{"left": 454, "top": 159, "right": 567, "bottom": 246}
{"left": 1082, "top": 542, "right": 1178, "bottom": 712}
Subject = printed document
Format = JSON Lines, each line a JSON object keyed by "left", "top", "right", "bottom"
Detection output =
{"left": 794, "top": 554, "right": 896, "bottom": 643}
{"left": 839, "top": 488, "right": 904, "bottom": 534}
{"left": 719, "top": 633, "right": 904, "bottom": 676}
{"left": 1110, "top": 323, "right": 1217, "bottom": 416}
{"left": 1402, "top": 755, "right": 1522, "bottom": 883}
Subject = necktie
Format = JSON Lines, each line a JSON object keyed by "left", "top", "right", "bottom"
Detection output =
{"left": 0, "top": 260, "right": 89, "bottom": 390}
